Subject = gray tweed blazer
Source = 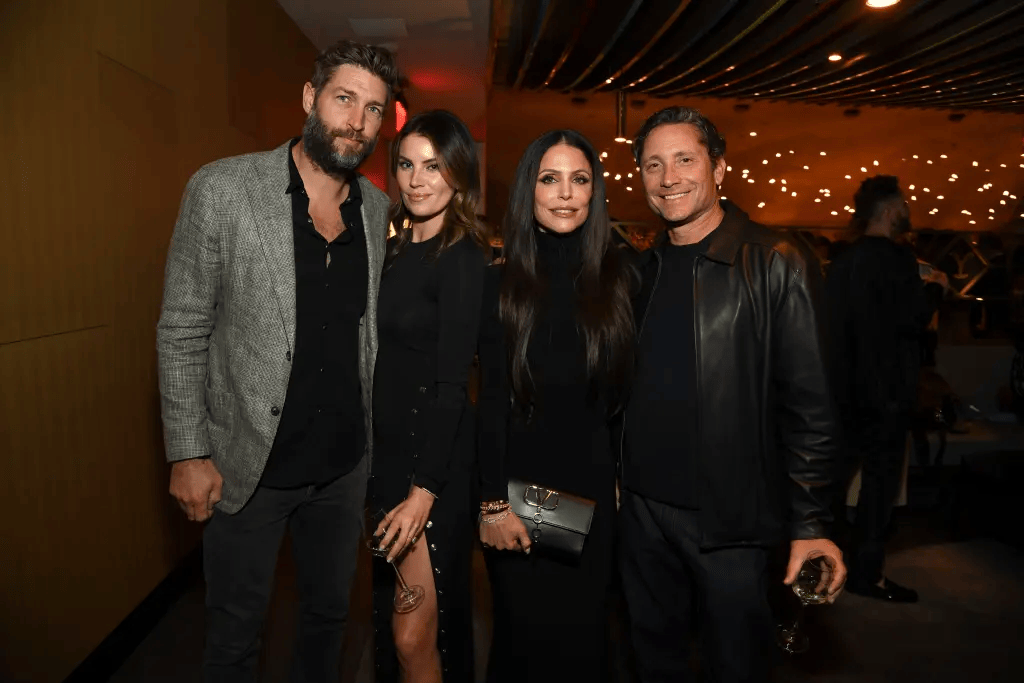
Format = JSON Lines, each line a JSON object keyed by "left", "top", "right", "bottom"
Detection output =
{"left": 157, "top": 141, "right": 388, "bottom": 513}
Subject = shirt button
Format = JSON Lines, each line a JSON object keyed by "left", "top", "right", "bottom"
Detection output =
{"left": 285, "top": 351, "right": 291, "bottom": 361}
{"left": 320, "top": 367, "right": 324, "bottom": 373}
{"left": 411, "top": 408, "right": 417, "bottom": 415}
{"left": 307, "top": 217, "right": 312, "bottom": 224}
{"left": 322, "top": 323, "right": 327, "bottom": 330}
{"left": 412, "top": 453, "right": 418, "bottom": 459}
{"left": 270, "top": 406, "right": 280, "bottom": 416}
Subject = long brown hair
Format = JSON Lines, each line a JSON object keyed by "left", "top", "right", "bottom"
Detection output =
{"left": 500, "top": 129, "right": 634, "bottom": 413}
{"left": 385, "top": 110, "right": 489, "bottom": 267}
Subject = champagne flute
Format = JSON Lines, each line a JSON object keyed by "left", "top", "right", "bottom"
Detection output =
{"left": 777, "top": 556, "right": 833, "bottom": 655}
{"left": 366, "top": 508, "right": 425, "bottom": 614}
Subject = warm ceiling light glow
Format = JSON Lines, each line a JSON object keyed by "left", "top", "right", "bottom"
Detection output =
{"left": 828, "top": 53, "right": 842, "bottom": 62}
{"left": 866, "top": 0, "right": 901, "bottom": 8}
{"left": 614, "top": 137, "right": 626, "bottom": 143}
{"left": 750, "top": 132, "right": 758, "bottom": 136}
{"left": 758, "top": 202, "right": 766, "bottom": 208}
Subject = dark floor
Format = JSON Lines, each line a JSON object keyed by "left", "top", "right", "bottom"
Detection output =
{"left": 108, "top": 453, "right": 1024, "bottom": 682}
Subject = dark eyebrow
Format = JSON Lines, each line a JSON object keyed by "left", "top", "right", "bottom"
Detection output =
{"left": 539, "top": 168, "right": 591, "bottom": 175}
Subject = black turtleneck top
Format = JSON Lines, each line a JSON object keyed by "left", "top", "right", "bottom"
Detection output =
{"left": 477, "top": 228, "right": 616, "bottom": 505}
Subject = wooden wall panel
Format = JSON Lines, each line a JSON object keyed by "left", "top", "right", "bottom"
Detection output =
{"left": 0, "top": 1, "right": 319, "bottom": 680}
{"left": 226, "top": 0, "right": 312, "bottom": 149}
{"left": 0, "top": 0, "right": 109, "bottom": 345}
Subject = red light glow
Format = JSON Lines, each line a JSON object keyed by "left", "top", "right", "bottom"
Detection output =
{"left": 395, "top": 100, "right": 407, "bottom": 132}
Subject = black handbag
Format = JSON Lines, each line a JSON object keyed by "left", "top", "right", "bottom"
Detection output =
{"left": 507, "top": 478, "right": 595, "bottom": 561}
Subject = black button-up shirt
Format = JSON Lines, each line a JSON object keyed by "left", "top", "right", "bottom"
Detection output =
{"left": 261, "top": 139, "right": 369, "bottom": 488}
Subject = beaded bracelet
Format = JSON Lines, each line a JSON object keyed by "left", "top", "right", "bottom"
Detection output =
{"left": 480, "top": 500, "right": 510, "bottom": 513}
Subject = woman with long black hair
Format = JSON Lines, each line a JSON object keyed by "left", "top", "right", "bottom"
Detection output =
{"left": 477, "top": 130, "right": 635, "bottom": 680}
{"left": 370, "top": 109, "right": 490, "bottom": 683}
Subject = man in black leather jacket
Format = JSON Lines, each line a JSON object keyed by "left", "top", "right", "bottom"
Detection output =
{"left": 619, "top": 106, "right": 846, "bottom": 683}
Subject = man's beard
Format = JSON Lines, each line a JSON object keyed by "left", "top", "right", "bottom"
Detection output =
{"left": 302, "top": 105, "right": 376, "bottom": 176}
{"left": 893, "top": 214, "right": 912, "bottom": 237}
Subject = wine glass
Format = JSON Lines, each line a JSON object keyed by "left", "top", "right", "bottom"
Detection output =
{"left": 777, "top": 556, "right": 833, "bottom": 655}
{"left": 366, "top": 508, "right": 425, "bottom": 614}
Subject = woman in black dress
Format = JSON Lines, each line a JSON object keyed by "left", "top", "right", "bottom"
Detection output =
{"left": 371, "top": 110, "right": 490, "bottom": 683}
{"left": 477, "top": 130, "right": 635, "bottom": 681}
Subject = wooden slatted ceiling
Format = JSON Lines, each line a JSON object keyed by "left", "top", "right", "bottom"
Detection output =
{"left": 493, "top": 0, "right": 1024, "bottom": 113}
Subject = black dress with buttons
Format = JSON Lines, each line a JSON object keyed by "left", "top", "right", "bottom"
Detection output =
{"left": 371, "top": 232, "right": 488, "bottom": 682}
{"left": 477, "top": 229, "right": 618, "bottom": 682}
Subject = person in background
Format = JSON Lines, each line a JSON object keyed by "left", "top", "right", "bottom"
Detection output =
{"left": 369, "top": 110, "right": 490, "bottom": 683}
{"left": 827, "top": 175, "right": 947, "bottom": 603}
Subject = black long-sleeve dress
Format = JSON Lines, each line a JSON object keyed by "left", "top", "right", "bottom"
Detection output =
{"left": 371, "top": 232, "right": 488, "bottom": 682}
{"left": 477, "top": 228, "right": 617, "bottom": 682}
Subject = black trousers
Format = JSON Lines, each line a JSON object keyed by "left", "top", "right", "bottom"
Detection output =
{"left": 202, "top": 456, "right": 367, "bottom": 683}
{"left": 619, "top": 490, "right": 774, "bottom": 683}
{"left": 846, "top": 419, "right": 908, "bottom": 586}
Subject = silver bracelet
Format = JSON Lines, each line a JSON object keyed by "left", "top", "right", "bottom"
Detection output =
{"left": 479, "top": 510, "right": 511, "bottom": 524}
{"left": 416, "top": 485, "right": 438, "bottom": 499}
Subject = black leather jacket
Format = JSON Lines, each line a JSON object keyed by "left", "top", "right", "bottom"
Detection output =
{"left": 624, "top": 202, "right": 840, "bottom": 548}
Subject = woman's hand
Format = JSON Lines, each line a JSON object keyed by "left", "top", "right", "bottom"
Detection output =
{"left": 479, "top": 511, "right": 532, "bottom": 553}
{"left": 375, "top": 486, "right": 436, "bottom": 562}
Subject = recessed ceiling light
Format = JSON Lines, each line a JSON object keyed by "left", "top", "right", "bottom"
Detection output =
{"left": 828, "top": 53, "right": 843, "bottom": 62}
{"left": 866, "top": 0, "right": 901, "bottom": 8}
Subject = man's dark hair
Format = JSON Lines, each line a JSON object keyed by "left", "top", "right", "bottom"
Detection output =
{"left": 632, "top": 106, "right": 726, "bottom": 166}
{"left": 310, "top": 39, "right": 399, "bottom": 103}
{"left": 852, "top": 175, "right": 903, "bottom": 231}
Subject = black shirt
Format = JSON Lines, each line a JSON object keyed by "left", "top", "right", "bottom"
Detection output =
{"left": 261, "top": 139, "right": 369, "bottom": 488}
{"left": 623, "top": 236, "right": 707, "bottom": 508}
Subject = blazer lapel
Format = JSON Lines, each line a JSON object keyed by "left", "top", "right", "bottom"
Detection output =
{"left": 247, "top": 142, "right": 297, "bottom": 349}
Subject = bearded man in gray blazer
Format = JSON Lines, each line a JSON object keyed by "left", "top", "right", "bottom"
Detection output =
{"left": 157, "top": 40, "right": 396, "bottom": 682}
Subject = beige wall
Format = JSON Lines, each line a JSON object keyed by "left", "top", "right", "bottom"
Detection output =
{"left": 0, "top": 1, "right": 352, "bottom": 680}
